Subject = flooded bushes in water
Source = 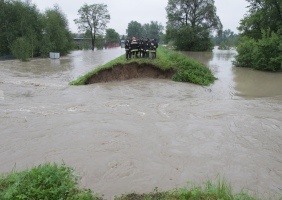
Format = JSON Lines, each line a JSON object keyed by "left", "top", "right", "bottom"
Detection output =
{"left": 0, "top": 163, "right": 259, "bottom": 200}
{"left": 233, "top": 32, "right": 282, "bottom": 72}
{"left": 70, "top": 46, "right": 216, "bottom": 86}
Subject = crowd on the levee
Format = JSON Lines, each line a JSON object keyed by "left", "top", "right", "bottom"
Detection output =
{"left": 125, "top": 37, "right": 158, "bottom": 60}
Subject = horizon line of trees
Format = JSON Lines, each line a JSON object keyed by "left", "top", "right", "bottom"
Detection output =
{"left": 3, "top": 0, "right": 281, "bottom": 72}
{"left": 212, "top": 29, "right": 238, "bottom": 50}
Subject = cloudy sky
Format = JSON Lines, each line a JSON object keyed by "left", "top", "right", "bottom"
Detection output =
{"left": 31, "top": 0, "right": 249, "bottom": 35}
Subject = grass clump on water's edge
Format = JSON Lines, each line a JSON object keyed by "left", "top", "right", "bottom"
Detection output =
{"left": 69, "top": 46, "right": 217, "bottom": 86}
{"left": 0, "top": 163, "right": 260, "bottom": 200}
{"left": 0, "top": 163, "right": 102, "bottom": 200}
{"left": 116, "top": 180, "right": 256, "bottom": 200}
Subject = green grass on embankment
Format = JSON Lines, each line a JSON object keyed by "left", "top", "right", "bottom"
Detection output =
{"left": 69, "top": 46, "right": 217, "bottom": 86}
{"left": 0, "top": 163, "right": 263, "bottom": 200}
{"left": 0, "top": 163, "right": 100, "bottom": 200}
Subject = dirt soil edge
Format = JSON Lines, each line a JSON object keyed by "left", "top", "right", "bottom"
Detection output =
{"left": 86, "top": 62, "right": 176, "bottom": 84}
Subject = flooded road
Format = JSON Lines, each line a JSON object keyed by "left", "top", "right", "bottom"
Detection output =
{"left": 0, "top": 47, "right": 282, "bottom": 199}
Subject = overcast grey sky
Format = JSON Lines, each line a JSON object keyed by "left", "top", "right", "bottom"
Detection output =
{"left": 31, "top": 0, "right": 249, "bottom": 35}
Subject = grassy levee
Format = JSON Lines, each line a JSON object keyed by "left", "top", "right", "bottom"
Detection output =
{"left": 0, "top": 163, "right": 267, "bottom": 200}
{"left": 69, "top": 46, "right": 217, "bottom": 86}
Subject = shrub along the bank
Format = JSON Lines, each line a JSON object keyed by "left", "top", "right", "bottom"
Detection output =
{"left": 70, "top": 46, "right": 217, "bottom": 86}
{"left": 234, "top": 31, "right": 282, "bottom": 72}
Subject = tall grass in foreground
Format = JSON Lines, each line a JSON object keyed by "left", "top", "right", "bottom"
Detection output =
{"left": 0, "top": 163, "right": 102, "bottom": 200}
{"left": 69, "top": 46, "right": 216, "bottom": 86}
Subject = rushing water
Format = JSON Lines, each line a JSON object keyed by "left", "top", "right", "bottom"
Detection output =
{"left": 0, "top": 48, "right": 282, "bottom": 199}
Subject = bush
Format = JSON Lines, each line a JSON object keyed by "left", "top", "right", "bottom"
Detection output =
{"left": 234, "top": 31, "right": 282, "bottom": 71}
{"left": 255, "top": 31, "right": 282, "bottom": 71}
{"left": 0, "top": 163, "right": 101, "bottom": 200}
{"left": 174, "top": 26, "right": 214, "bottom": 51}
{"left": 10, "top": 37, "right": 32, "bottom": 61}
{"left": 233, "top": 36, "right": 257, "bottom": 68}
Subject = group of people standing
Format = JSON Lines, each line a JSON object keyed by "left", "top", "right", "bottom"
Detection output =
{"left": 125, "top": 37, "right": 158, "bottom": 60}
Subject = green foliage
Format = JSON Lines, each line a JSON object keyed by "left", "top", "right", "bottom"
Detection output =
{"left": 0, "top": 163, "right": 101, "bottom": 200}
{"left": 235, "top": 0, "right": 282, "bottom": 71}
{"left": 213, "top": 29, "right": 238, "bottom": 49}
{"left": 238, "top": 0, "right": 282, "bottom": 40}
{"left": 173, "top": 26, "right": 214, "bottom": 51}
{"left": 74, "top": 3, "right": 110, "bottom": 51}
{"left": 165, "top": 0, "right": 222, "bottom": 51}
{"left": 126, "top": 21, "right": 143, "bottom": 38}
{"left": 142, "top": 21, "right": 164, "bottom": 41}
{"left": 0, "top": 0, "right": 42, "bottom": 58}
{"left": 234, "top": 31, "right": 282, "bottom": 71}
{"left": 105, "top": 28, "right": 120, "bottom": 44}
{"left": 0, "top": 1, "right": 73, "bottom": 60}
{"left": 70, "top": 46, "right": 216, "bottom": 86}
{"left": 115, "top": 179, "right": 256, "bottom": 200}
{"left": 10, "top": 37, "right": 31, "bottom": 61}
{"left": 96, "top": 35, "right": 105, "bottom": 49}
{"left": 41, "top": 6, "right": 74, "bottom": 56}
{"left": 126, "top": 21, "right": 164, "bottom": 41}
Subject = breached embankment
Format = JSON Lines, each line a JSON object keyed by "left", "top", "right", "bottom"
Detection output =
{"left": 85, "top": 62, "right": 176, "bottom": 84}
{"left": 70, "top": 46, "right": 217, "bottom": 86}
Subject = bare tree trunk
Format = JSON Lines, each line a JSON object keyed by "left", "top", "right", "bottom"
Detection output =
{"left": 91, "top": 35, "right": 95, "bottom": 51}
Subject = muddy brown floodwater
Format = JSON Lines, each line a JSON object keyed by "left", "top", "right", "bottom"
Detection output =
{"left": 0, "top": 47, "right": 282, "bottom": 199}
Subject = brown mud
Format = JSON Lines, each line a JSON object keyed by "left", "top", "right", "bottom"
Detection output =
{"left": 86, "top": 63, "right": 176, "bottom": 84}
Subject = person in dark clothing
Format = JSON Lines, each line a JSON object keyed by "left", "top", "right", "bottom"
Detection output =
{"left": 130, "top": 37, "right": 139, "bottom": 58}
{"left": 139, "top": 38, "right": 144, "bottom": 58}
{"left": 143, "top": 38, "right": 150, "bottom": 58}
{"left": 125, "top": 38, "right": 131, "bottom": 60}
{"left": 149, "top": 38, "right": 158, "bottom": 59}
{"left": 153, "top": 39, "right": 158, "bottom": 57}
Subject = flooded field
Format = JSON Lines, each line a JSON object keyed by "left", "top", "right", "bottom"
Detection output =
{"left": 0, "top": 47, "right": 282, "bottom": 199}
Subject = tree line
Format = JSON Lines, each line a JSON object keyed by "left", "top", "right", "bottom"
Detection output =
{"left": 0, "top": 0, "right": 73, "bottom": 61}
{"left": 2, "top": 0, "right": 281, "bottom": 71}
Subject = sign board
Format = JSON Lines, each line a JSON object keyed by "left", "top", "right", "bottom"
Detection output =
{"left": 49, "top": 52, "right": 60, "bottom": 59}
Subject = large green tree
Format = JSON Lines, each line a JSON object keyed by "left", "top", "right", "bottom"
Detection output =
{"left": 41, "top": 5, "right": 73, "bottom": 56}
{"left": 74, "top": 3, "right": 110, "bottom": 51}
{"left": 0, "top": 0, "right": 73, "bottom": 60}
{"left": 234, "top": 0, "right": 282, "bottom": 71}
{"left": 0, "top": 0, "right": 42, "bottom": 58}
{"left": 126, "top": 21, "right": 143, "bottom": 39}
{"left": 166, "top": 0, "right": 222, "bottom": 51}
{"left": 142, "top": 21, "right": 164, "bottom": 41}
{"left": 238, "top": 0, "right": 282, "bottom": 40}
{"left": 105, "top": 28, "right": 120, "bottom": 45}
{"left": 126, "top": 21, "right": 164, "bottom": 41}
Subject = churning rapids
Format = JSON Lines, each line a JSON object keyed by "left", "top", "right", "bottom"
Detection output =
{"left": 0, "top": 48, "right": 282, "bottom": 199}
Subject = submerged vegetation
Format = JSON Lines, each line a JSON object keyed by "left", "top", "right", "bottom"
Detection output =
{"left": 0, "top": 163, "right": 260, "bottom": 200}
{"left": 70, "top": 46, "right": 217, "bottom": 86}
